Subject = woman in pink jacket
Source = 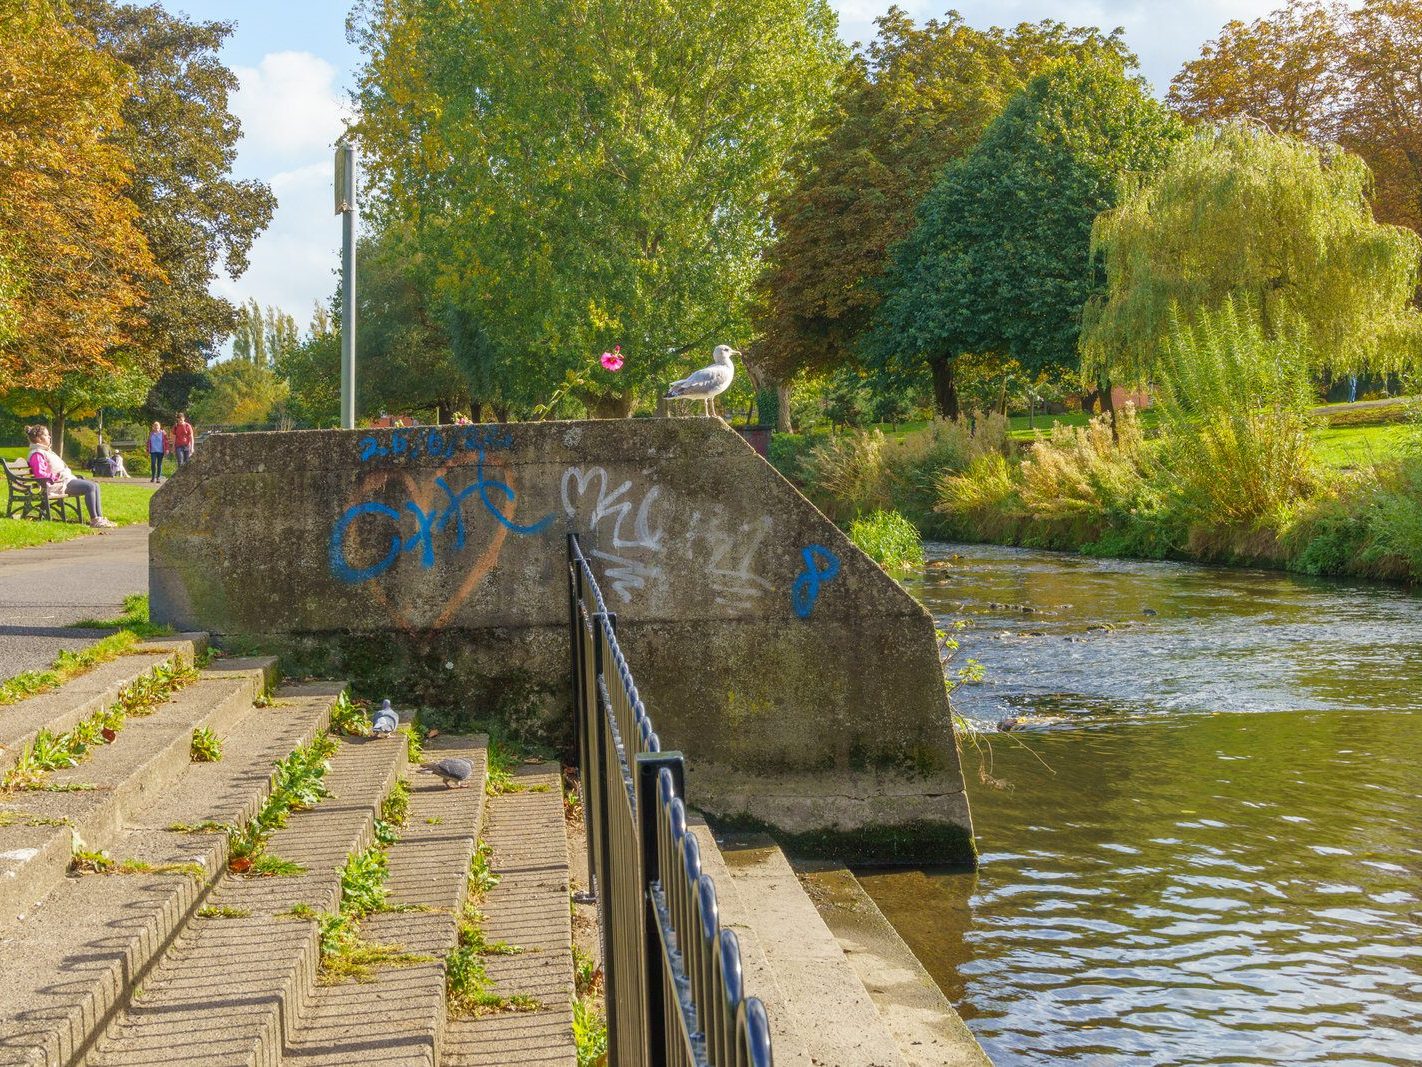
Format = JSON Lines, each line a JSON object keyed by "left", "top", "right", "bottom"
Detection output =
{"left": 26, "top": 425, "right": 116, "bottom": 527}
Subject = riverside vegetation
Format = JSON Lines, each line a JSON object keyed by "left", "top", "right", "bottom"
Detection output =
{"left": 811, "top": 304, "right": 1422, "bottom": 585}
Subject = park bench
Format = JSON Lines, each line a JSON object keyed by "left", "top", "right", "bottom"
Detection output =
{"left": 2, "top": 460, "right": 83, "bottom": 523}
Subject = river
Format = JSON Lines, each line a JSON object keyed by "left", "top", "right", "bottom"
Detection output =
{"left": 862, "top": 542, "right": 1422, "bottom": 1066}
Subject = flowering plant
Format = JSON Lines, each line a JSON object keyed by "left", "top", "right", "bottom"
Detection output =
{"left": 534, "top": 344, "right": 626, "bottom": 420}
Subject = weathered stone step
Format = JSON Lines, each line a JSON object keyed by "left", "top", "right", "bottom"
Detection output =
{"left": 713, "top": 831, "right": 908, "bottom": 1067}
{"left": 0, "top": 659, "right": 275, "bottom": 928}
{"left": 442, "top": 763, "right": 575, "bottom": 1067}
{"left": 88, "top": 733, "right": 407, "bottom": 1066}
{"left": 686, "top": 816, "right": 813, "bottom": 1067}
{"left": 0, "top": 685, "right": 338, "bottom": 1067}
{"left": 282, "top": 736, "right": 488, "bottom": 1065}
{"left": 0, "top": 636, "right": 207, "bottom": 779}
{"left": 793, "top": 862, "right": 993, "bottom": 1067}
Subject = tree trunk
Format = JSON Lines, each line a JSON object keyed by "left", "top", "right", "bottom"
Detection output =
{"left": 492, "top": 405, "right": 510, "bottom": 423}
{"left": 435, "top": 401, "right": 454, "bottom": 425}
{"left": 586, "top": 391, "right": 635, "bottom": 419}
{"left": 52, "top": 407, "right": 68, "bottom": 459}
{"left": 1100, "top": 378, "right": 1118, "bottom": 441}
{"left": 930, "top": 356, "right": 960, "bottom": 421}
{"left": 776, "top": 383, "right": 792, "bottom": 433}
{"left": 470, "top": 400, "right": 486, "bottom": 423}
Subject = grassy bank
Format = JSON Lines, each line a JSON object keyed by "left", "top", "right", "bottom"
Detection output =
{"left": 0, "top": 480, "right": 155, "bottom": 551}
{"left": 777, "top": 404, "right": 1422, "bottom": 585}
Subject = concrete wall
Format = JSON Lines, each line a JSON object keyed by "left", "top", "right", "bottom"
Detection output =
{"left": 151, "top": 419, "right": 975, "bottom": 864}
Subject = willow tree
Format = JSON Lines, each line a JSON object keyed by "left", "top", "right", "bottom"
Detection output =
{"left": 868, "top": 60, "right": 1182, "bottom": 418}
{"left": 1084, "top": 123, "right": 1422, "bottom": 391}
{"left": 350, "top": 0, "right": 844, "bottom": 413}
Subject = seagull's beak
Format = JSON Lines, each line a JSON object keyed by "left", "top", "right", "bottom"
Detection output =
{"left": 730, "top": 349, "right": 741, "bottom": 358}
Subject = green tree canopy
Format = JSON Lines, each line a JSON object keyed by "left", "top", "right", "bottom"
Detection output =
{"left": 70, "top": 0, "right": 275, "bottom": 375}
{"left": 754, "top": 8, "right": 1136, "bottom": 382}
{"left": 1082, "top": 121, "right": 1422, "bottom": 388}
{"left": 870, "top": 60, "right": 1183, "bottom": 417}
{"left": 187, "top": 359, "right": 289, "bottom": 428}
{"left": 3, "top": 362, "right": 153, "bottom": 457}
{"left": 232, "top": 299, "right": 299, "bottom": 368}
{"left": 351, "top": 0, "right": 845, "bottom": 412}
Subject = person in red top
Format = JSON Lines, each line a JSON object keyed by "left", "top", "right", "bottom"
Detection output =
{"left": 173, "top": 412, "right": 195, "bottom": 468}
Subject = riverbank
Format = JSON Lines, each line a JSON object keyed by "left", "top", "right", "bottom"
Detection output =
{"left": 773, "top": 407, "right": 1422, "bottom": 586}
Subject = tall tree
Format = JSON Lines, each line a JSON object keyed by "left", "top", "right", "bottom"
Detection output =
{"left": 1081, "top": 122, "right": 1422, "bottom": 390}
{"left": 231, "top": 299, "right": 299, "bottom": 368}
{"left": 351, "top": 0, "right": 845, "bottom": 411}
{"left": 0, "top": 0, "right": 160, "bottom": 392}
{"left": 69, "top": 0, "right": 275, "bottom": 373}
{"left": 3, "top": 363, "right": 154, "bottom": 457}
{"left": 754, "top": 9, "right": 1136, "bottom": 382}
{"left": 870, "top": 61, "right": 1183, "bottom": 417}
{"left": 1169, "top": 0, "right": 1422, "bottom": 236}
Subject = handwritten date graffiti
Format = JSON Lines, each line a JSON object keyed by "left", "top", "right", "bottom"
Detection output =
{"left": 791, "top": 544, "right": 840, "bottom": 619}
{"left": 358, "top": 425, "right": 513, "bottom": 464}
{"left": 330, "top": 449, "right": 553, "bottom": 584}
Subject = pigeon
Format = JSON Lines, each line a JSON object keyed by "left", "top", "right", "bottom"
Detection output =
{"left": 664, "top": 345, "right": 738, "bottom": 417}
{"left": 372, "top": 699, "right": 399, "bottom": 738}
{"left": 419, "top": 757, "right": 475, "bottom": 788}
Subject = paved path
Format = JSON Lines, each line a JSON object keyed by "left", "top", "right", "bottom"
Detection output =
{"left": 0, "top": 525, "right": 149, "bottom": 680}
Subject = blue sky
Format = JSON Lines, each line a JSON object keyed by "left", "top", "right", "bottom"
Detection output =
{"left": 179, "top": 0, "right": 1282, "bottom": 333}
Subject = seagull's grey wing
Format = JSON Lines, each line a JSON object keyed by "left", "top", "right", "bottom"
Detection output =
{"left": 666, "top": 365, "right": 733, "bottom": 396}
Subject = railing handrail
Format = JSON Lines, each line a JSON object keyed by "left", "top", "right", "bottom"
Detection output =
{"left": 568, "top": 533, "right": 774, "bottom": 1067}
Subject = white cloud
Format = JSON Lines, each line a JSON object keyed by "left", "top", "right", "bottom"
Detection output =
{"left": 231, "top": 50, "right": 348, "bottom": 166}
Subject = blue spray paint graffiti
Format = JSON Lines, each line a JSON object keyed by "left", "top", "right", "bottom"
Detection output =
{"left": 330, "top": 448, "right": 554, "bottom": 583}
{"left": 358, "top": 425, "right": 514, "bottom": 464}
{"left": 791, "top": 544, "right": 840, "bottom": 619}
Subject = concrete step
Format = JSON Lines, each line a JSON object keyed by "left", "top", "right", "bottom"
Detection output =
{"left": 87, "top": 732, "right": 407, "bottom": 1066}
{"left": 712, "top": 831, "right": 908, "bottom": 1067}
{"left": 0, "top": 658, "right": 276, "bottom": 928}
{"left": 686, "top": 816, "right": 813, "bottom": 1067}
{"left": 282, "top": 735, "right": 488, "bottom": 1066}
{"left": 442, "top": 763, "right": 575, "bottom": 1067}
{"left": 0, "top": 685, "right": 339, "bottom": 1067}
{"left": 794, "top": 863, "right": 993, "bottom": 1067}
{"left": 0, "top": 635, "right": 207, "bottom": 779}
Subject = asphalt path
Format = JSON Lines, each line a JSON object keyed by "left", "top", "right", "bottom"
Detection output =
{"left": 0, "top": 525, "right": 149, "bottom": 680}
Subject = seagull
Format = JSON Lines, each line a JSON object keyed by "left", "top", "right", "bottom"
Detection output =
{"left": 371, "top": 699, "right": 399, "bottom": 738}
{"left": 665, "top": 345, "right": 738, "bottom": 417}
{"left": 419, "top": 757, "right": 475, "bottom": 788}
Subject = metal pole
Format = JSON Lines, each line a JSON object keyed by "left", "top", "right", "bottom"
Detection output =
{"left": 336, "top": 141, "right": 357, "bottom": 430}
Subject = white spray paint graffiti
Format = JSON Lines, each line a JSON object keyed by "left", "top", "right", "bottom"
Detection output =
{"left": 562, "top": 467, "right": 666, "bottom": 602}
{"left": 561, "top": 466, "right": 776, "bottom": 608}
{"left": 687, "top": 511, "right": 775, "bottom": 608}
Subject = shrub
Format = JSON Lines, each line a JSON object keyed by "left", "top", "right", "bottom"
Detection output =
{"left": 1018, "top": 407, "right": 1154, "bottom": 525}
{"left": 800, "top": 429, "right": 894, "bottom": 521}
{"left": 847, "top": 510, "right": 924, "bottom": 571}
{"left": 1154, "top": 300, "right": 1318, "bottom": 528}
{"left": 936, "top": 453, "right": 1023, "bottom": 540}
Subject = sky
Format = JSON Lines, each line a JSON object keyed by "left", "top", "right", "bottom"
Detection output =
{"left": 170, "top": 0, "right": 1283, "bottom": 337}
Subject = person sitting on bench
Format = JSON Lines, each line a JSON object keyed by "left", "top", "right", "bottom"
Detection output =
{"left": 26, "top": 425, "right": 116, "bottom": 527}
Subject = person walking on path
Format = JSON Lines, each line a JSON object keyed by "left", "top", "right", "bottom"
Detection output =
{"left": 26, "top": 425, "right": 116, "bottom": 528}
{"left": 173, "top": 413, "right": 194, "bottom": 468}
{"left": 147, "top": 421, "right": 170, "bottom": 482}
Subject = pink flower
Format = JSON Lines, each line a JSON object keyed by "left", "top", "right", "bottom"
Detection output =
{"left": 600, "top": 346, "right": 624, "bottom": 372}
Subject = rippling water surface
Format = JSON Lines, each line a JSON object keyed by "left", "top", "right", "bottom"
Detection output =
{"left": 862, "top": 543, "right": 1422, "bottom": 1066}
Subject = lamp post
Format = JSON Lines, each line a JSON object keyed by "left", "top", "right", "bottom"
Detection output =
{"left": 335, "top": 141, "right": 357, "bottom": 430}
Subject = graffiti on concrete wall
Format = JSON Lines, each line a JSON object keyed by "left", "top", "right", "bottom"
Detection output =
{"left": 358, "top": 425, "right": 513, "bottom": 464}
{"left": 791, "top": 544, "right": 840, "bottom": 619}
{"left": 330, "top": 445, "right": 553, "bottom": 586}
{"left": 688, "top": 511, "right": 775, "bottom": 608}
{"left": 561, "top": 466, "right": 666, "bottom": 603}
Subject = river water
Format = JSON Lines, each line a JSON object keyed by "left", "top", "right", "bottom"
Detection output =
{"left": 862, "top": 543, "right": 1422, "bottom": 1066}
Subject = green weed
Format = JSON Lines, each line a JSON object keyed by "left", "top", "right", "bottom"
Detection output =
{"left": 198, "top": 905, "right": 250, "bottom": 919}
{"left": 227, "top": 734, "right": 338, "bottom": 869}
{"left": 847, "top": 509, "right": 924, "bottom": 571}
{"left": 243, "top": 854, "right": 306, "bottom": 877}
{"left": 329, "top": 691, "right": 370, "bottom": 737}
{"left": 339, "top": 846, "right": 389, "bottom": 918}
{"left": 380, "top": 778, "right": 411, "bottom": 827}
{"left": 191, "top": 726, "right": 223, "bottom": 763}
{"left": 573, "top": 996, "right": 609, "bottom": 1067}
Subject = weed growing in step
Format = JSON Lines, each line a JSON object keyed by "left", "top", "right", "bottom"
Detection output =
{"left": 227, "top": 734, "right": 339, "bottom": 870}
{"left": 425, "top": 816, "right": 442, "bottom": 826}
{"left": 2, "top": 661, "right": 198, "bottom": 791}
{"left": 468, "top": 840, "right": 500, "bottom": 900}
{"left": 197, "top": 905, "right": 250, "bottom": 919}
{"left": 67, "top": 594, "right": 174, "bottom": 641}
{"left": 380, "top": 778, "right": 411, "bottom": 828}
{"left": 573, "top": 997, "right": 609, "bottom": 1067}
{"left": 485, "top": 739, "right": 521, "bottom": 796}
{"left": 71, "top": 848, "right": 202, "bottom": 879}
{"left": 0, "top": 811, "right": 69, "bottom": 828}
{"left": 314, "top": 909, "right": 432, "bottom": 984}
{"left": 339, "top": 846, "right": 389, "bottom": 917}
{"left": 446, "top": 897, "right": 535, "bottom": 1017}
{"left": 165, "top": 820, "right": 225, "bottom": 834}
{"left": 241, "top": 854, "right": 305, "bottom": 877}
{"left": 562, "top": 768, "right": 584, "bottom": 823}
{"left": 328, "top": 691, "right": 371, "bottom": 737}
{"left": 191, "top": 726, "right": 222, "bottom": 763}
{"left": 0, "top": 633, "right": 138, "bottom": 706}
{"left": 572, "top": 945, "right": 602, "bottom": 999}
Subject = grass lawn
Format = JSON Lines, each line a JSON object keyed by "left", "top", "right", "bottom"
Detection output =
{"left": 0, "top": 479, "right": 156, "bottom": 551}
{"left": 1313, "top": 423, "right": 1414, "bottom": 468}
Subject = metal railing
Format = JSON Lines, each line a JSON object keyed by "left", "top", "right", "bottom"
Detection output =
{"left": 568, "top": 534, "right": 774, "bottom": 1067}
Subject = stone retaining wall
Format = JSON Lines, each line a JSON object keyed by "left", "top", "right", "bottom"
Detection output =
{"left": 150, "top": 419, "right": 974, "bottom": 864}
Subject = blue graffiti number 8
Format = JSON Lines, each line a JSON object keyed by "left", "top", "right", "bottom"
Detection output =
{"left": 791, "top": 544, "right": 841, "bottom": 619}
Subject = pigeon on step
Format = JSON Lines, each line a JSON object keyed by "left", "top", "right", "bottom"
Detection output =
{"left": 419, "top": 757, "right": 474, "bottom": 788}
{"left": 372, "top": 699, "right": 399, "bottom": 738}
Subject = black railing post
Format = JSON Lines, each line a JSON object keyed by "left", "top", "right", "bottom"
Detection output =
{"left": 589, "top": 617, "right": 621, "bottom": 1064}
{"left": 636, "top": 753, "right": 685, "bottom": 1063}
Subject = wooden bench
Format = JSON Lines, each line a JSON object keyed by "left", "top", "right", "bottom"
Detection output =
{"left": 3, "top": 461, "right": 83, "bottom": 523}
